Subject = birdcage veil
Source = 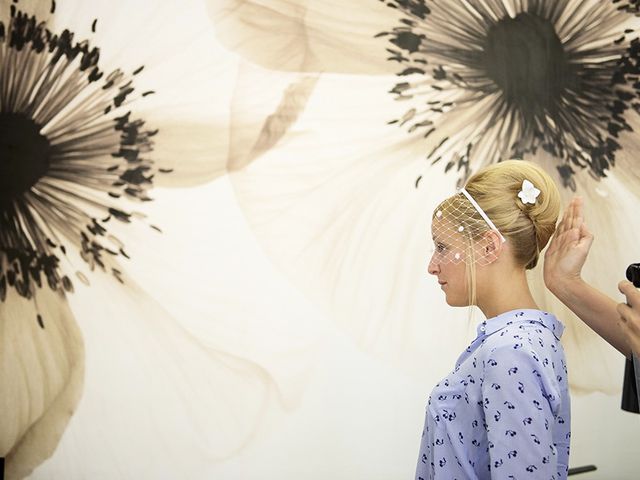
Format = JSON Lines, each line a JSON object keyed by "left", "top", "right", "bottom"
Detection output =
{"left": 430, "top": 187, "right": 506, "bottom": 268}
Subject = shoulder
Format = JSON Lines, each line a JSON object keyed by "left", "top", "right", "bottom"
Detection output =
{"left": 486, "top": 317, "right": 560, "bottom": 347}
{"left": 478, "top": 323, "right": 553, "bottom": 368}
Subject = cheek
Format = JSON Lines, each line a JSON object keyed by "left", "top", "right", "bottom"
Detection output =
{"left": 455, "top": 264, "right": 468, "bottom": 283}
{"left": 447, "top": 266, "right": 469, "bottom": 298}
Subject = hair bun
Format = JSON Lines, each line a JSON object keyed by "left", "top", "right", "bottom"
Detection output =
{"left": 465, "top": 160, "right": 561, "bottom": 269}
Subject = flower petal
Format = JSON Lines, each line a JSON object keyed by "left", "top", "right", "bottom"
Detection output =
{"left": 0, "top": 0, "right": 53, "bottom": 24}
{"left": 149, "top": 120, "right": 229, "bottom": 188}
{"left": 227, "top": 71, "right": 474, "bottom": 380}
{"left": 32, "top": 180, "right": 321, "bottom": 477}
{"left": 207, "top": 0, "right": 396, "bottom": 74}
{"left": 32, "top": 278, "right": 270, "bottom": 477}
{"left": 1, "top": 288, "right": 84, "bottom": 479}
{"left": 46, "top": 0, "right": 244, "bottom": 187}
{"left": 228, "top": 61, "right": 319, "bottom": 171}
{"left": 111, "top": 181, "right": 323, "bottom": 410}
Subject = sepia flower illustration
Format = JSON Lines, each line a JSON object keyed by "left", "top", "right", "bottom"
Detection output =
{"left": 0, "top": 0, "right": 316, "bottom": 477}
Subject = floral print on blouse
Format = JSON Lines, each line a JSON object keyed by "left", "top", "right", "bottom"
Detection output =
{"left": 416, "top": 309, "right": 570, "bottom": 480}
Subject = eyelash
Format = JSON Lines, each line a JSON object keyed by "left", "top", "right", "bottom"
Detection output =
{"left": 435, "top": 243, "right": 447, "bottom": 252}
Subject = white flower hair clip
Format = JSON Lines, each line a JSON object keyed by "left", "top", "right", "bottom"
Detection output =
{"left": 517, "top": 179, "right": 541, "bottom": 205}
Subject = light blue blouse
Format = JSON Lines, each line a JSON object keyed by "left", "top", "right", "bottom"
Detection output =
{"left": 416, "top": 309, "right": 570, "bottom": 480}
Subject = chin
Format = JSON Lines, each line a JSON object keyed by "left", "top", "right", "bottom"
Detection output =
{"left": 445, "top": 296, "right": 469, "bottom": 307}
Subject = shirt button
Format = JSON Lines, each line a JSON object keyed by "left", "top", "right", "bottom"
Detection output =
{"left": 480, "top": 326, "right": 486, "bottom": 332}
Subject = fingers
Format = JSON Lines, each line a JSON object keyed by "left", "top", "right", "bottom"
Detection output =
{"left": 556, "top": 199, "right": 573, "bottom": 235}
{"left": 557, "top": 196, "right": 582, "bottom": 235}
{"left": 619, "top": 280, "right": 640, "bottom": 309}
{"left": 618, "top": 301, "right": 640, "bottom": 351}
{"left": 617, "top": 281, "right": 640, "bottom": 355}
{"left": 617, "top": 302, "right": 637, "bottom": 331}
{"left": 570, "top": 196, "right": 583, "bottom": 230}
{"left": 577, "top": 222, "right": 593, "bottom": 249}
{"left": 565, "top": 198, "right": 575, "bottom": 231}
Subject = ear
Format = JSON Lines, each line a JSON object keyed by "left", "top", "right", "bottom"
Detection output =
{"left": 482, "top": 230, "right": 503, "bottom": 264}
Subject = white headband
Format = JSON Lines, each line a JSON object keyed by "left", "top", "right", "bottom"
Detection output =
{"left": 460, "top": 188, "right": 506, "bottom": 243}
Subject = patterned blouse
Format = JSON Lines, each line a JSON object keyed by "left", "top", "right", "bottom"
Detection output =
{"left": 416, "top": 309, "right": 570, "bottom": 480}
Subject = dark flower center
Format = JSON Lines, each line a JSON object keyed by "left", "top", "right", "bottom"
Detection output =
{"left": 383, "top": 1, "right": 638, "bottom": 188}
{"left": 0, "top": 3, "right": 168, "bottom": 325}
{"left": 0, "top": 113, "right": 51, "bottom": 205}
{"left": 483, "top": 13, "right": 570, "bottom": 113}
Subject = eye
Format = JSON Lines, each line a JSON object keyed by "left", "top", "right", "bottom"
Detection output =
{"left": 435, "top": 242, "right": 447, "bottom": 253}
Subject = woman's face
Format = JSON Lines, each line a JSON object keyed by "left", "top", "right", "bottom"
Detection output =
{"left": 428, "top": 217, "right": 470, "bottom": 307}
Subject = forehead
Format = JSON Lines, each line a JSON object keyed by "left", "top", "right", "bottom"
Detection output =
{"left": 431, "top": 215, "right": 462, "bottom": 240}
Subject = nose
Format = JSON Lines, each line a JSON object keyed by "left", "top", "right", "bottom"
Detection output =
{"left": 427, "top": 252, "right": 440, "bottom": 275}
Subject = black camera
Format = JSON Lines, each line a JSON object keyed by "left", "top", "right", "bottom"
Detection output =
{"left": 626, "top": 263, "right": 640, "bottom": 288}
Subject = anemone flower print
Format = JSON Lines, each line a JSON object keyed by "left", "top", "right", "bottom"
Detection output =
{"left": 380, "top": 0, "right": 640, "bottom": 189}
{"left": 210, "top": 0, "right": 640, "bottom": 394}
{"left": 0, "top": 0, "right": 315, "bottom": 478}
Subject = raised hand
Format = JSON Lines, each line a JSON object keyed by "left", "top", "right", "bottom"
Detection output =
{"left": 543, "top": 196, "right": 594, "bottom": 292}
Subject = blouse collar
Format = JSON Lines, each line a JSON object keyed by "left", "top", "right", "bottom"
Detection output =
{"left": 477, "top": 309, "right": 564, "bottom": 340}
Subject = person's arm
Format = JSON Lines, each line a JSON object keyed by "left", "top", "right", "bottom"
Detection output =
{"left": 544, "top": 197, "right": 631, "bottom": 358}
{"left": 618, "top": 280, "right": 640, "bottom": 356}
{"left": 618, "top": 281, "right": 640, "bottom": 412}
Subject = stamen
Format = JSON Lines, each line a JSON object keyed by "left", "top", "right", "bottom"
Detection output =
{"left": 0, "top": 4, "right": 167, "bottom": 324}
{"left": 381, "top": 0, "right": 639, "bottom": 187}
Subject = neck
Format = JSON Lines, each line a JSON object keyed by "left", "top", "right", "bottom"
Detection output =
{"left": 476, "top": 268, "right": 539, "bottom": 319}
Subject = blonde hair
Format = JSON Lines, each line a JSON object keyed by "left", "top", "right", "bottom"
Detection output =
{"left": 433, "top": 159, "right": 561, "bottom": 306}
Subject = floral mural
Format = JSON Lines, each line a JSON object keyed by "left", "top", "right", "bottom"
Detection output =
{"left": 2, "top": 0, "right": 640, "bottom": 478}
{"left": 0, "top": 0, "right": 313, "bottom": 477}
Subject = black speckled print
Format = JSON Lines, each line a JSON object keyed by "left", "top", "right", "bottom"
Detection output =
{"left": 416, "top": 310, "right": 570, "bottom": 480}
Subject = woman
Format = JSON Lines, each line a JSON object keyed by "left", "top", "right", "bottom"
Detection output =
{"left": 417, "top": 160, "right": 570, "bottom": 479}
